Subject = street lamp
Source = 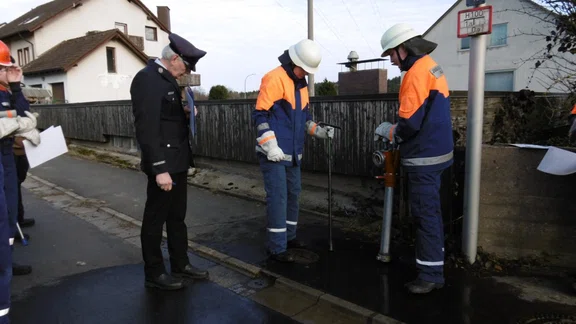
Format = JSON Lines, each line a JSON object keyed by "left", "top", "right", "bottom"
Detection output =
{"left": 244, "top": 73, "right": 256, "bottom": 99}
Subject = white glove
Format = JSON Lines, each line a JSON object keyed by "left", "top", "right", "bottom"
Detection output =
{"left": 374, "top": 122, "right": 396, "bottom": 144}
{"left": 306, "top": 121, "right": 334, "bottom": 140}
{"left": 0, "top": 118, "right": 19, "bottom": 139}
{"left": 15, "top": 111, "right": 38, "bottom": 133}
{"left": 257, "top": 130, "right": 285, "bottom": 162}
{"left": 267, "top": 146, "right": 285, "bottom": 162}
{"left": 19, "top": 128, "right": 41, "bottom": 146}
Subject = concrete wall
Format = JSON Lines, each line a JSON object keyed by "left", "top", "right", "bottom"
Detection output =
{"left": 338, "top": 69, "right": 388, "bottom": 95}
{"left": 478, "top": 145, "right": 576, "bottom": 267}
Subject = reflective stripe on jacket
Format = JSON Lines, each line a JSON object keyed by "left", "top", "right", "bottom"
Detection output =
{"left": 397, "top": 55, "right": 454, "bottom": 172}
{"left": 252, "top": 54, "right": 312, "bottom": 166}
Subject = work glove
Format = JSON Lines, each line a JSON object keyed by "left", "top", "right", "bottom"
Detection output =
{"left": 570, "top": 116, "right": 576, "bottom": 144}
{"left": 15, "top": 112, "right": 41, "bottom": 146}
{"left": 306, "top": 121, "right": 334, "bottom": 140}
{"left": 257, "top": 130, "right": 285, "bottom": 162}
{"left": 0, "top": 117, "right": 19, "bottom": 139}
{"left": 374, "top": 121, "right": 397, "bottom": 144}
{"left": 15, "top": 111, "right": 38, "bottom": 132}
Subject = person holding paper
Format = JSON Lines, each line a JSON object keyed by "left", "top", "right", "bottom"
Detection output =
{"left": 130, "top": 33, "right": 208, "bottom": 290}
{"left": 0, "top": 40, "right": 42, "bottom": 324}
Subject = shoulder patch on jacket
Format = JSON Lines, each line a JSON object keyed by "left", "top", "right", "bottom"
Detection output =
{"left": 430, "top": 65, "right": 444, "bottom": 79}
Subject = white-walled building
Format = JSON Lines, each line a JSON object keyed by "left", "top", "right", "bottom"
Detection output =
{"left": 424, "top": 0, "right": 564, "bottom": 93}
{"left": 0, "top": 0, "right": 173, "bottom": 103}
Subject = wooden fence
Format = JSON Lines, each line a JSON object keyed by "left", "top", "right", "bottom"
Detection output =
{"left": 29, "top": 91, "right": 562, "bottom": 177}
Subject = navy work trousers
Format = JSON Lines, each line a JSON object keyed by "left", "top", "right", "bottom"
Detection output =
{"left": 0, "top": 144, "right": 16, "bottom": 241}
{"left": 408, "top": 169, "right": 445, "bottom": 284}
{"left": 259, "top": 157, "right": 301, "bottom": 254}
{"left": 0, "top": 152, "right": 12, "bottom": 323}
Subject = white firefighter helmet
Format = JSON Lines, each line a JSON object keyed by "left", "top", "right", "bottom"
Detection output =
{"left": 288, "top": 39, "right": 322, "bottom": 74}
{"left": 380, "top": 23, "right": 420, "bottom": 57}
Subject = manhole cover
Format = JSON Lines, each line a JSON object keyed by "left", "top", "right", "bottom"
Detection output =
{"left": 516, "top": 313, "right": 576, "bottom": 324}
{"left": 246, "top": 278, "right": 271, "bottom": 289}
{"left": 289, "top": 248, "right": 320, "bottom": 265}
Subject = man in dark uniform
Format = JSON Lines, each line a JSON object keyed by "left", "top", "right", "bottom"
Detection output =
{"left": 130, "top": 33, "right": 208, "bottom": 290}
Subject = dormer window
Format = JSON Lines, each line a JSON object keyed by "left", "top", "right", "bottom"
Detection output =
{"left": 115, "top": 22, "right": 127, "bottom": 34}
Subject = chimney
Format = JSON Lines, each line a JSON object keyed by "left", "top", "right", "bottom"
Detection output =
{"left": 157, "top": 6, "right": 171, "bottom": 31}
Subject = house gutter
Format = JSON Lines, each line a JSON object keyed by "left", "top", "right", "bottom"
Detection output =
{"left": 17, "top": 32, "right": 35, "bottom": 60}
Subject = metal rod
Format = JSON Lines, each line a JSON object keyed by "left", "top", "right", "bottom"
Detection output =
{"left": 462, "top": 5, "right": 488, "bottom": 265}
{"left": 377, "top": 187, "right": 393, "bottom": 262}
{"left": 328, "top": 136, "right": 333, "bottom": 251}
{"left": 307, "top": 0, "right": 315, "bottom": 96}
{"left": 16, "top": 222, "right": 28, "bottom": 246}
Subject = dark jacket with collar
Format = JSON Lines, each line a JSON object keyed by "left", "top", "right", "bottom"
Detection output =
{"left": 130, "top": 59, "right": 191, "bottom": 176}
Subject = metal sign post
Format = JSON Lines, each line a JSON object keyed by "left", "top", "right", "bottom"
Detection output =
{"left": 457, "top": 4, "right": 492, "bottom": 264}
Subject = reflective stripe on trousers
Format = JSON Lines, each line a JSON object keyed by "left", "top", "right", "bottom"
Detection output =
{"left": 259, "top": 157, "right": 301, "bottom": 254}
{"left": 0, "top": 156, "right": 12, "bottom": 323}
{"left": 402, "top": 151, "right": 453, "bottom": 167}
{"left": 408, "top": 169, "right": 445, "bottom": 284}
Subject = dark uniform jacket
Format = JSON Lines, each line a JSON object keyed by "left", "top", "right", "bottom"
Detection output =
{"left": 131, "top": 59, "right": 191, "bottom": 176}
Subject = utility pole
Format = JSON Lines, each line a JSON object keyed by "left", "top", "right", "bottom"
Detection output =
{"left": 308, "top": 0, "right": 315, "bottom": 96}
{"left": 459, "top": 0, "right": 492, "bottom": 264}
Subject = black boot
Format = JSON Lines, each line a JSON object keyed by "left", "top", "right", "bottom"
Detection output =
{"left": 145, "top": 273, "right": 184, "bottom": 290}
{"left": 19, "top": 219, "right": 35, "bottom": 228}
{"left": 268, "top": 251, "right": 294, "bottom": 263}
{"left": 172, "top": 264, "right": 209, "bottom": 280}
{"left": 405, "top": 278, "right": 444, "bottom": 294}
{"left": 13, "top": 263, "right": 32, "bottom": 276}
{"left": 287, "top": 239, "right": 307, "bottom": 249}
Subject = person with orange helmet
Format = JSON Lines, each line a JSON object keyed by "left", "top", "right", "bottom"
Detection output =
{"left": 0, "top": 40, "right": 42, "bottom": 323}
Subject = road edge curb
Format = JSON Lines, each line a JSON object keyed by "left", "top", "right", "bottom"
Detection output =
{"left": 26, "top": 173, "right": 402, "bottom": 324}
{"left": 65, "top": 144, "right": 348, "bottom": 221}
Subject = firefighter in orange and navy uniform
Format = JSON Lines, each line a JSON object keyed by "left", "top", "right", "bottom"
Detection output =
{"left": 568, "top": 104, "right": 576, "bottom": 293}
{"left": 0, "top": 40, "right": 42, "bottom": 323}
{"left": 252, "top": 39, "right": 334, "bottom": 263}
{"left": 374, "top": 24, "right": 453, "bottom": 294}
{"left": 569, "top": 104, "right": 576, "bottom": 144}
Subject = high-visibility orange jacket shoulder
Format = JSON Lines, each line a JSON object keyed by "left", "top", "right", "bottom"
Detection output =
{"left": 396, "top": 54, "right": 454, "bottom": 172}
{"left": 252, "top": 52, "right": 312, "bottom": 166}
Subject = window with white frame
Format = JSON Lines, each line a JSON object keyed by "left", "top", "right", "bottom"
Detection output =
{"left": 461, "top": 37, "right": 470, "bottom": 50}
{"left": 145, "top": 26, "right": 157, "bottom": 41}
{"left": 485, "top": 71, "right": 514, "bottom": 91}
{"left": 460, "top": 23, "right": 508, "bottom": 50}
{"left": 489, "top": 23, "right": 507, "bottom": 47}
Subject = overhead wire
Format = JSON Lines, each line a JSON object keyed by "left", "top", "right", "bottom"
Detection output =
{"left": 274, "top": 0, "right": 335, "bottom": 58}
{"left": 339, "top": 0, "right": 378, "bottom": 57}
{"left": 314, "top": 5, "right": 350, "bottom": 53}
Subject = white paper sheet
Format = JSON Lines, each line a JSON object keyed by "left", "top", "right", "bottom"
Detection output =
{"left": 510, "top": 144, "right": 551, "bottom": 149}
{"left": 536, "top": 147, "right": 576, "bottom": 175}
{"left": 23, "top": 126, "right": 69, "bottom": 168}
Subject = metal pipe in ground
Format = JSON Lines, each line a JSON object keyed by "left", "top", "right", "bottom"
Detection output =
{"left": 462, "top": 5, "right": 488, "bottom": 264}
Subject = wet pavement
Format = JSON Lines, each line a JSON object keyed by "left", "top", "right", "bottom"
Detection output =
{"left": 10, "top": 189, "right": 296, "bottom": 324}
{"left": 13, "top": 264, "right": 294, "bottom": 324}
{"left": 29, "top": 154, "right": 576, "bottom": 324}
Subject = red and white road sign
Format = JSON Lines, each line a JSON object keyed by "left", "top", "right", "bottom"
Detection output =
{"left": 457, "top": 5, "right": 493, "bottom": 38}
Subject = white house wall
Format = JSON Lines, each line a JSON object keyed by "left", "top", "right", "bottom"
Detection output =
{"left": 7, "top": 36, "right": 35, "bottom": 66}
{"left": 425, "top": 0, "right": 559, "bottom": 92}
{"left": 33, "top": 0, "right": 169, "bottom": 57}
{"left": 22, "top": 73, "right": 67, "bottom": 98}
{"left": 65, "top": 39, "right": 145, "bottom": 103}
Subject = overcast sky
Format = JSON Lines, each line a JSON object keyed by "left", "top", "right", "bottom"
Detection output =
{"left": 0, "top": 0, "right": 455, "bottom": 92}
